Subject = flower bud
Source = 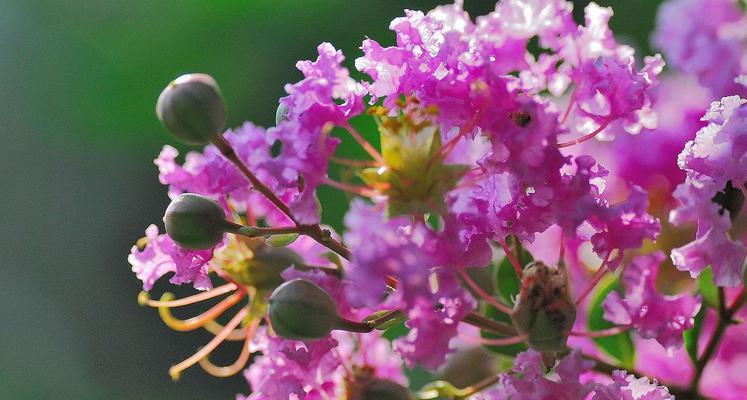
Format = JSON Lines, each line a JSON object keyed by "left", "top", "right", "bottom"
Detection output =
{"left": 163, "top": 193, "right": 228, "bottom": 249}
{"left": 268, "top": 279, "right": 339, "bottom": 340}
{"left": 349, "top": 379, "right": 414, "bottom": 400}
{"left": 156, "top": 73, "right": 226, "bottom": 145}
{"left": 511, "top": 262, "right": 576, "bottom": 352}
{"left": 222, "top": 246, "right": 304, "bottom": 291}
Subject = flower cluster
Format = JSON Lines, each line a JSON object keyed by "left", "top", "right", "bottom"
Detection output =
{"left": 127, "top": 0, "right": 747, "bottom": 398}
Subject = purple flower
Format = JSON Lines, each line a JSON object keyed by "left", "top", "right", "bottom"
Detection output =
{"left": 654, "top": 0, "right": 746, "bottom": 97}
{"left": 128, "top": 224, "right": 215, "bottom": 291}
{"left": 603, "top": 252, "right": 702, "bottom": 350}
{"left": 394, "top": 271, "right": 475, "bottom": 370}
{"left": 592, "top": 370, "right": 674, "bottom": 400}
{"left": 588, "top": 186, "right": 661, "bottom": 270}
{"left": 669, "top": 96, "right": 747, "bottom": 286}
{"left": 343, "top": 199, "right": 432, "bottom": 308}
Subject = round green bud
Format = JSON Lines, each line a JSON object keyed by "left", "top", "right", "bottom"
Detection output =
{"left": 511, "top": 262, "right": 576, "bottom": 352}
{"left": 163, "top": 193, "right": 228, "bottom": 249}
{"left": 350, "top": 379, "right": 414, "bottom": 400}
{"left": 268, "top": 278, "right": 339, "bottom": 340}
{"left": 222, "top": 246, "right": 304, "bottom": 291}
{"left": 156, "top": 73, "right": 226, "bottom": 145}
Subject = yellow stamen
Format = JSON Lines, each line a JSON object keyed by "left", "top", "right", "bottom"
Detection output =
{"left": 203, "top": 320, "right": 246, "bottom": 341}
{"left": 138, "top": 283, "right": 238, "bottom": 308}
{"left": 169, "top": 307, "right": 248, "bottom": 381}
{"left": 198, "top": 317, "right": 261, "bottom": 377}
{"left": 158, "top": 292, "right": 245, "bottom": 332}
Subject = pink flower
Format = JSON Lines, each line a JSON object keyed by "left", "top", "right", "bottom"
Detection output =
{"left": 654, "top": 0, "right": 747, "bottom": 97}
{"left": 603, "top": 252, "right": 702, "bottom": 350}
{"left": 128, "top": 224, "right": 215, "bottom": 291}
{"left": 592, "top": 370, "right": 674, "bottom": 400}
{"left": 669, "top": 96, "right": 747, "bottom": 286}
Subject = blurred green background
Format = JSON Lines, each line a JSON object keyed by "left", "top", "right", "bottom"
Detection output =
{"left": 1, "top": 0, "right": 660, "bottom": 398}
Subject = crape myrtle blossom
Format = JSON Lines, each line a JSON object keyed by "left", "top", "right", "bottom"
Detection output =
{"left": 654, "top": 0, "right": 747, "bottom": 98}
{"left": 669, "top": 96, "right": 747, "bottom": 286}
{"left": 126, "top": 0, "right": 747, "bottom": 398}
{"left": 472, "top": 350, "right": 673, "bottom": 400}
{"left": 602, "top": 252, "right": 702, "bottom": 351}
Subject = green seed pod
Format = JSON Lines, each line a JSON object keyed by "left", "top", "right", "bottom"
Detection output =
{"left": 511, "top": 262, "right": 576, "bottom": 352}
{"left": 221, "top": 246, "right": 304, "bottom": 291}
{"left": 156, "top": 73, "right": 226, "bottom": 145}
{"left": 268, "top": 279, "right": 339, "bottom": 340}
{"left": 349, "top": 379, "right": 414, "bottom": 400}
{"left": 163, "top": 193, "right": 228, "bottom": 249}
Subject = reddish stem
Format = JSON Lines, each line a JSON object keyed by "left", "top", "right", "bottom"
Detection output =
{"left": 556, "top": 120, "right": 610, "bottom": 148}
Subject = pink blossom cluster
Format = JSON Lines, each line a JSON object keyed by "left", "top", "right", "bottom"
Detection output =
{"left": 127, "top": 0, "right": 747, "bottom": 398}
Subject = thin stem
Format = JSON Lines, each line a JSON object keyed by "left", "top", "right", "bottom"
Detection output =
{"left": 330, "top": 156, "right": 381, "bottom": 167}
{"left": 575, "top": 254, "right": 610, "bottom": 306}
{"left": 560, "top": 88, "right": 576, "bottom": 125}
{"left": 323, "top": 178, "right": 379, "bottom": 198}
{"left": 203, "top": 320, "right": 246, "bottom": 341}
{"left": 688, "top": 287, "right": 740, "bottom": 395}
{"left": 459, "top": 334, "right": 525, "bottom": 346}
{"left": 438, "top": 109, "right": 483, "bottom": 161}
{"left": 458, "top": 268, "right": 514, "bottom": 315}
{"left": 462, "top": 312, "right": 517, "bottom": 336}
{"left": 211, "top": 135, "right": 295, "bottom": 223}
{"left": 210, "top": 134, "right": 351, "bottom": 260}
{"left": 556, "top": 120, "right": 610, "bottom": 148}
{"left": 138, "top": 283, "right": 237, "bottom": 308}
{"left": 343, "top": 123, "right": 385, "bottom": 165}
{"left": 571, "top": 326, "right": 629, "bottom": 338}
{"left": 169, "top": 307, "right": 249, "bottom": 381}
{"left": 228, "top": 223, "right": 302, "bottom": 238}
{"left": 455, "top": 374, "right": 501, "bottom": 399}
{"left": 498, "top": 238, "right": 523, "bottom": 278}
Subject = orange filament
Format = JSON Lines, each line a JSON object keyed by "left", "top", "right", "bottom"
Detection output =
{"left": 169, "top": 307, "right": 249, "bottom": 381}
{"left": 203, "top": 320, "right": 247, "bottom": 341}
{"left": 457, "top": 268, "right": 513, "bottom": 315}
{"left": 324, "top": 178, "right": 380, "bottom": 198}
{"left": 138, "top": 283, "right": 237, "bottom": 308}
{"left": 343, "top": 123, "right": 385, "bottom": 165}
{"left": 198, "top": 316, "right": 261, "bottom": 377}
{"left": 158, "top": 292, "right": 245, "bottom": 332}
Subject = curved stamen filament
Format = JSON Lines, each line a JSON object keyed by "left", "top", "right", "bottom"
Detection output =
{"left": 323, "top": 178, "right": 380, "bottom": 198}
{"left": 198, "top": 316, "right": 261, "bottom": 377}
{"left": 575, "top": 254, "right": 611, "bottom": 306}
{"left": 203, "top": 320, "right": 247, "bottom": 341}
{"left": 169, "top": 307, "right": 249, "bottom": 381}
{"left": 459, "top": 334, "right": 525, "bottom": 346}
{"left": 330, "top": 156, "right": 382, "bottom": 168}
{"left": 498, "top": 238, "right": 523, "bottom": 278}
{"left": 158, "top": 292, "right": 245, "bottom": 332}
{"left": 571, "top": 326, "right": 629, "bottom": 338}
{"left": 138, "top": 284, "right": 237, "bottom": 308}
{"left": 457, "top": 269, "right": 513, "bottom": 315}
{"left": 343, "top": 123, "right": 385, "bottom": 165}
{"left": 556, "top": 121, "right": 610, "bottom": 148}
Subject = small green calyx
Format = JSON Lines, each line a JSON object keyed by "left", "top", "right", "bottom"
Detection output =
{"left": 268, "top": 278, "right": 340, "bottom": 340}
{"left": 156, "top": 73, "right": 226, "bottom": 145}
{"left": 221, "top": 246, "right": 303, "bottom": 291}
{"left": 360, "top": 105, "right": 468, "bottom": 217}
{"left": 163, "top": 193, "right": 228, "bottom": 249}
{"left": 511, "top": 262, "right": 576, "bottom": 352}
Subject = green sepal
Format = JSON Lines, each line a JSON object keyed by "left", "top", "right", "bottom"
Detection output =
{"left": 265, "top": 232, "right": 300, "bottom": 247}
{"left": 697, "top": 268, "right": 719, "bottom": 308}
